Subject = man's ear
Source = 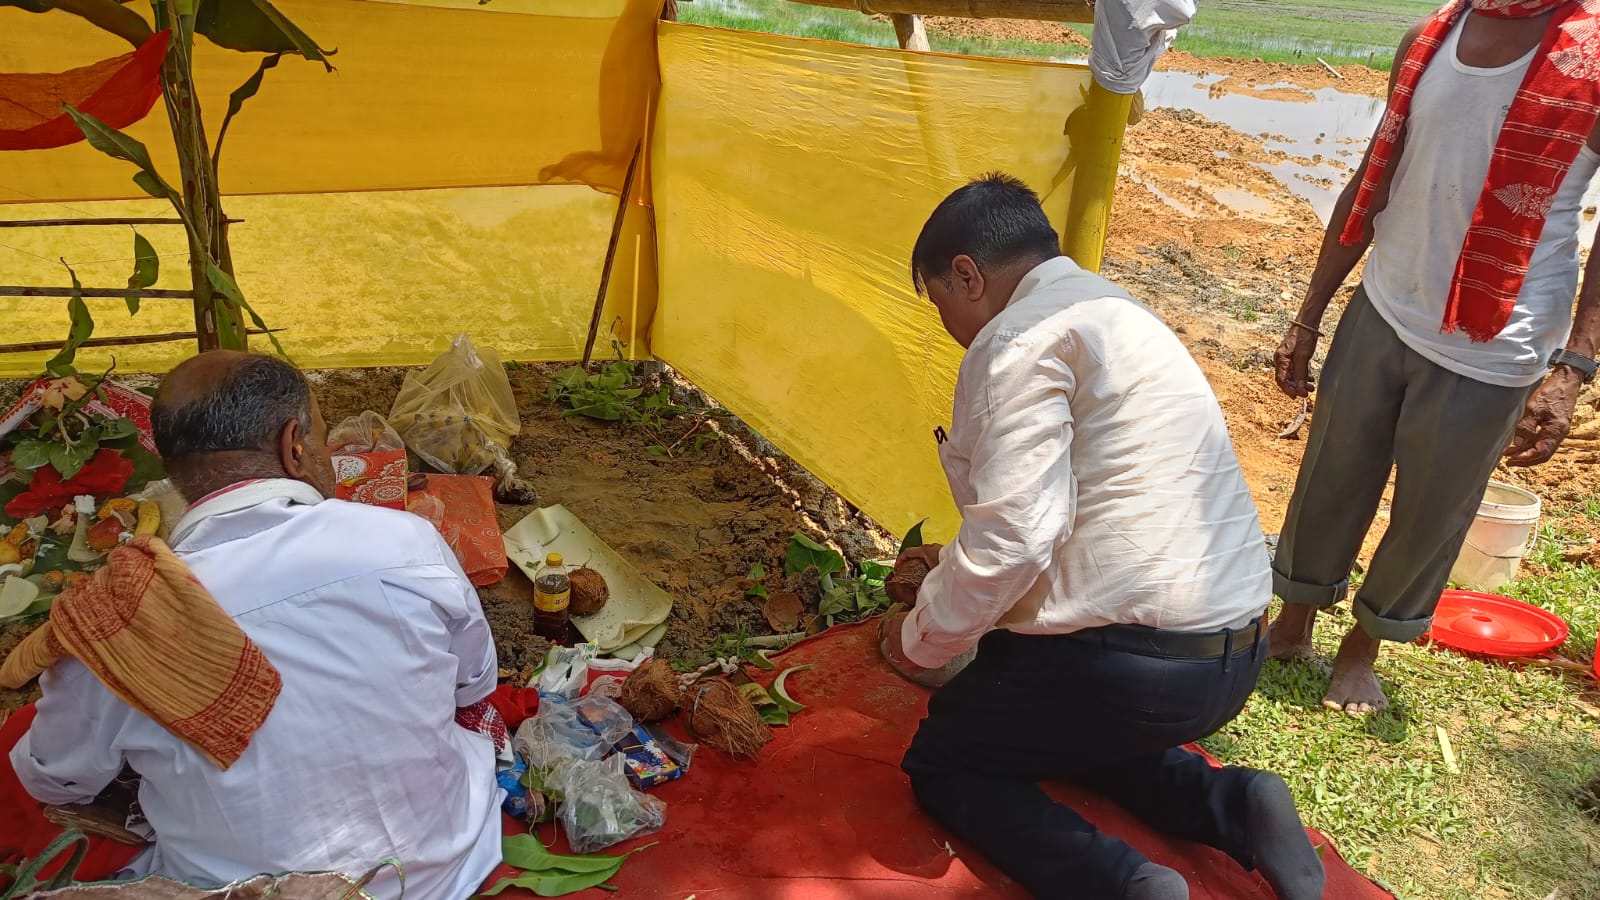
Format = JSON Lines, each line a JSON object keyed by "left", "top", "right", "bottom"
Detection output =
{"left": 950, "top": 254, "right": 985, "bottom": 301}
{"left": 278, "top": 418, "right": 305, "bottom": 478}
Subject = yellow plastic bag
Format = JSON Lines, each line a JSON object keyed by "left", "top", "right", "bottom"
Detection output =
{"left": 388, "top": 334, "right": 520, "bottom": 476}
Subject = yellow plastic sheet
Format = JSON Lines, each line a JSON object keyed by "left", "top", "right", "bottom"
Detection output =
{"left": 0, "top": 0, "right": 660, "bottom": 201}
{"left": 650, "top": 25, "right": 1111, "bottom": 541}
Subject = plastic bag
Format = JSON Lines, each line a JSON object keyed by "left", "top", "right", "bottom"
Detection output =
{"left": 512, "top": 695, "right": 633, "bottom": 770}
{"left": 328, "top": 412, "right": 408, "bottom": 509}
{"left": 388, "top": 334, "right": 519, "bottom": 476}
{"left": 535, "top": 643, "right": 598, "bottom": 700}
{"left": 549, "top": 755, "right": 666, "bottom": 854}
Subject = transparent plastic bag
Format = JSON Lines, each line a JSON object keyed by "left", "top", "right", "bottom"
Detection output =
{"left": 327, "top": 411, "right": 405, "bottom": 455}
{"left": 388, "top": 334, "right": 519, "bottom": 476}
{"left": 512, "top": 694, "right": 633, "bottom": 770}
{"left": 550, "top": 755, "right": 666, "bottom": 854}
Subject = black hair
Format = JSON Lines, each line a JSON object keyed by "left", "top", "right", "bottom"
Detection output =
{"left": 153, "top": 354, "right": 313, "bottom": 461}
{"left": 910, "top": 172, "right": 1060, "bottom": 294}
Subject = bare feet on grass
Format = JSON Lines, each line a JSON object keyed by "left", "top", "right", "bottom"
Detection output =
{"left": 1267, "top": 604, "right": 1317, "bottom": 660}
{"left": 1322, "top": 625, "right": 1387, "bottom": 714}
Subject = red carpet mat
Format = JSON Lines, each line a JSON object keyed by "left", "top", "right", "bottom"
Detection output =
{"left": 2, "top": 622, "right": 1391, "bottom": 898}
{"left": 492, "top": 622, "right": 1393, "bottom": 899}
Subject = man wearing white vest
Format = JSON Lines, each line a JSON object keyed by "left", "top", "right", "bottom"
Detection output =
{"left": 1270, "top": 0, "right": 1600, "bottom": 712}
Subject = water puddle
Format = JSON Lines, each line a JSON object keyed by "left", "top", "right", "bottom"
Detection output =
{"left": 1140, "top": 71, "right": 1385, "bottom": 223}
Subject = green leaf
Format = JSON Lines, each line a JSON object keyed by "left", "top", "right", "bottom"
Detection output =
{"left": 47, "top": 441, "right": 96, "bottom": 480}
{"left": 206, "top": 262, "right": 284, "bottom": 356}
{"left": 64, "top": 106, "right": 195, "bottom": 240}
{"left": 818, "top": 586, "right": 852, "bottom": 618}
{"left": 10, "top": 440, "right": 53, "bottom": 472}
{"left": 124, "top": 231, "right": 159, "bottom": 315}
{"left": 748, "top": 649, "right": 777, "bottom": 671}
{"left": 749, "top": 563, "right": 765, "bottom": 579}
{"left": 897, "top": 518, "right": 928, "bottom": 557}
{"left": 97, "top": 418, "right": 138, "bottom": 440}
{"left": 784, "top": 533, "right": 846, "bottom": 578}
{"left": 213, "top": 52, "right": 283, "bottom": 173}
{"left": 645, "top": 444, "right": 667, "bottom": 457}
{"left": 196, "top": 0, "right": 335, "bottom": 70}
{"left": 46, "top": 265, "right": 94, "bottom": 378}
{"left": 746, "top": 582, "right": 768, "bottom": 600}
{"left": 859, "top": 560, "right": 893, "bottom": 583}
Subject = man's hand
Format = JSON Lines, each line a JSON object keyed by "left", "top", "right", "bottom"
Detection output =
{"left": 1274, "top": 324, "right": 1319, "bottom": 398}
{"left": 1505, "top": 367, "right": 1584, "bottom": 467}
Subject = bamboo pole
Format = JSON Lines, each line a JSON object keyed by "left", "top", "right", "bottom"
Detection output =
{"left": 0, "top": 286, "right": 195, "bottom": 299}
{"left": 0, "top": 328, "right": 280, "bottom": 355}
{"left": 581, "top": 139, "right": 645, "bottom": 365}
{"left": 789, "top": 0, "right": 1093, "bottom": 21}
{"left": 0, "top": 217, "right": 241, "bottom": 228}
{"left": 1059, "top": 81, "right": 1132, "bottom": 273}
{"left": 892, "top": 13, "right": 930, "bottom": 50}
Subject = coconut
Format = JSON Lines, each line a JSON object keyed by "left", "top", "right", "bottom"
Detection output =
{"left": 686, "top": 678, "right": 771, "bottom": 760}
{"left": 568, "top": 566, "right": 610, "bottom": 617}
{"left": 618, "top": 658, "right": 682, "bottom": 723}
{"left": 885, "top": 555, "right": 932, "bottom": 608}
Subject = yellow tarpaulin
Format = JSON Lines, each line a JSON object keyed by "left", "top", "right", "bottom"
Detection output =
{"left": 650, "top": 25, "right": 1111, "bottom": 540}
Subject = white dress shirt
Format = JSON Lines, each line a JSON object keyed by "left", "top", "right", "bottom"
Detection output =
{"left": 901, "top": 257, "right": 1271, "bottom": 669}
{"left": 10, "top": 480, "right": 503, "bottom": 900}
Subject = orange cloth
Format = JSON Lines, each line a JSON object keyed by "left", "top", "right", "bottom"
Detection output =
{"left": 0, "top": 536, "right": 281, "bottom": 770}
{"left": 0, "top": 30, "right": 170, "bottom": 152}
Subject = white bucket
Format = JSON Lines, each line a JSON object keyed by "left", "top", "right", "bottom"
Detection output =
{"left": 1449, "top": 481, "right": 1542, "bottom": 592}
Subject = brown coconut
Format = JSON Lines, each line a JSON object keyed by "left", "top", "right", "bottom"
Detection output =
{"left": 618, "top": 658, "right": 682, "bottom": 723}
{"left": 568, "top": 567, "right": 610, "bottom": 617}
{"left": 686, "top": 678, "right": 771, "bottom": 760}
{"left": 885, "top": 555, "right": 932, "bottom": 608}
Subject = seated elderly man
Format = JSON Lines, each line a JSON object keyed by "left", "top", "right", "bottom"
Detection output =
{"left": 5, "top": 352, "right": 501, "bottom": 899}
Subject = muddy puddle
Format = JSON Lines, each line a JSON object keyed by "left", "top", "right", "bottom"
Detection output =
{"left": 1140, "top": 71, "right": 1383, "bottom": 222}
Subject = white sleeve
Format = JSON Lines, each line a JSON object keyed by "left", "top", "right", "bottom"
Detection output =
{"left": 900, "top": 334, "right": 1078, "bottom": 669}
{"left": 1090, "top": 0, "right": 1196, "bottom": 94}
{"left": 10, "top": 662, "right": 125, "bottom": 806}
{"left": 384, "top": 534, "right": 499, "bottom": 708}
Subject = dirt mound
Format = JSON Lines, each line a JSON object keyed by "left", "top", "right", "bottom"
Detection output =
{"left": 1157, "top": 50, "right": 1388, "bottom": 98}
{"left": 923, "top": 16, "right": 1090, "bottom": 47}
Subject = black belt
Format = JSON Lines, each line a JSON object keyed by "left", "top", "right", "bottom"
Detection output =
{"left": 1065, "top": 616, "right": 1266, "bottom": 661}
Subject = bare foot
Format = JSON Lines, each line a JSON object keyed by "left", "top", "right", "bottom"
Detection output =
{"left": 1321, "top": 625, "right": 1386, "bottom": 713}
{"left": 1267, "top": 605, "right": 1318, "bottom": 660}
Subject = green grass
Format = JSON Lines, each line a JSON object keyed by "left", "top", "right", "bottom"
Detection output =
{"left": 1503, "top": 524, "right": 1600, "bottom": 666}
{"left": 685, "top": 0, "right": 1439, "bottom": 70}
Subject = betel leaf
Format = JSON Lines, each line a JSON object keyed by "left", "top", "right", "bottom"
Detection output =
{"left": 897, "top": 518, "right": 928, "bottom": 557}
{"left": 212, "top": 52, "right": 283, "bottom": 173}
{"left": 46, "top": 264, "right": 93, "bottom": 378}
{"left": 9, "top": 440, "right": 53, "bottom": 472}
{"left": 784, "top": 533, "right": 845, "bottom": 578}
{"left": 46, "top": 440, "right": 96, "bottom": 480}
{"left": 124, "top": 231, "right": 158, "bottom": 315}
{"left": 195, "top": 0, "right": 334, "bottom": 70}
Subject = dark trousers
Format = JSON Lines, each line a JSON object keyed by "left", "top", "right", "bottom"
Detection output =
{"left": 902, "top": 626, "right": 1267, "bottom": 899}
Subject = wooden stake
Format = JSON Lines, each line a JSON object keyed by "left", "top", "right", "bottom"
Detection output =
{"left": 892, "top": 13, "right": 930, "bottom": 51}
{"left": 0, "top": 286, "right": 194, "bottom": 299}
{"left": 0, "top": 328, "right": 280, "bottom": 356}
{"left": 789, "top": 0, "right": 1093, "bottom": 21}
{"left": 1317, "top": 58, "right": 1345, "bottom": 79}
{"left": 582, "top": 140, "right": 645, "bottom": 366}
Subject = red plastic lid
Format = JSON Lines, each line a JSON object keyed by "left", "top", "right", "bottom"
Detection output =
{"left": 1427, "top": 590, "right": 1568, "bottom": 658}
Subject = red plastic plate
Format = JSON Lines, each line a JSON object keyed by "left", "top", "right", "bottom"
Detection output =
{"left": 1427, "top": 590, "right": 1568, "bottom": 658}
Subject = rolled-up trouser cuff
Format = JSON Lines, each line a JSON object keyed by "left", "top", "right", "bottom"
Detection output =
{"left": 1271, "top": 565, "right": 1348, "bottom": 609}
{"left": 1353, "top": 593, "right": 1433, "bottom": 643}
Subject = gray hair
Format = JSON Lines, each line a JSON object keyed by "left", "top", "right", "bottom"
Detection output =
{"left": 153, "top": 355, "right": 313, "bottom": 461}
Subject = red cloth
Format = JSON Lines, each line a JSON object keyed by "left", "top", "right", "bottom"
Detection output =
{"left": 487, "top": 684, "right": 540, "bottom": 731}
{"left": 488, "top": 622, "right": 1393, "bottom": 899}
{"left": 407, "top": 475, "right": 507, "bottom": 587}
{"left": 4, "top": 449, "right": 135, "bottom": 520}
{"left": 0, "top": 31, "right": 170, "bottom": 152}
{"left": 1340, "top": 0, "right": 1600, "bottom": 342}
{"left": 0, "top": 705, "right": 141, "bottom": 883}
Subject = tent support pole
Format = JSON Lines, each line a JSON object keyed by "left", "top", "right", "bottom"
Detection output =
{"left": 892, "top": 14, "right": 930, "bottom": 50}
{"left": 582, "top": 139, "right": 645, "bottom": 366}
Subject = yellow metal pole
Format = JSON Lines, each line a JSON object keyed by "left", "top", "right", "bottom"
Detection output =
{"left": 1060, "top": 81, "right": 1133, "bottom": 274}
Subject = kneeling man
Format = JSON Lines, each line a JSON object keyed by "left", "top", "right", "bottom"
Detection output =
{"left": 883, "top": 175, "right": 1323, "bottom": 900}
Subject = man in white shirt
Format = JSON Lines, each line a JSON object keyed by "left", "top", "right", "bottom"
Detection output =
{"left": 9, "top": 352, "right": 503, "bottom": 900}
{"left": 880, "top": 175, "right": 1322, "bottom": 900}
